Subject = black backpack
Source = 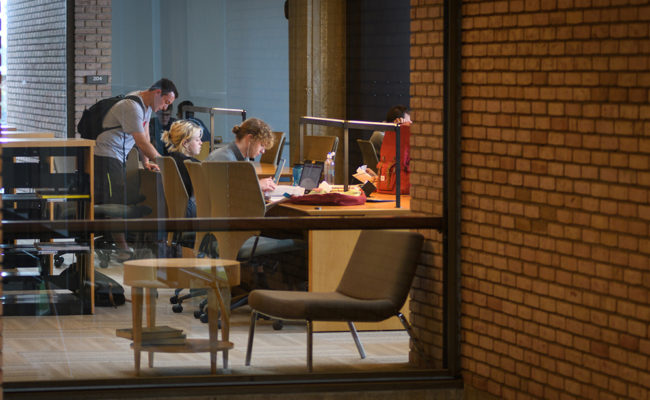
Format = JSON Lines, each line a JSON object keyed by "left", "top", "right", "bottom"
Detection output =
{"left": 77, "top": 94, "right": 145, "bottom": 139}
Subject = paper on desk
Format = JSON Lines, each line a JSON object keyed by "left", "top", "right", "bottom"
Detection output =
{"left": 352, "top": 166, "right": 377, "bottom": 184}
{"left": 266, "top": 184, "right": 305, "bottom": 198}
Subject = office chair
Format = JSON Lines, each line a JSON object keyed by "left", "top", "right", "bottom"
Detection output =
{"left": 356, "top": 139, "right": 379, "bottom": 170}
{"left": 182, "top": 161, "right": 305, "bottom": 323}
{"left": 245, "top": 230, "right": 425, "bottom": 372}
{"left": 51, "top": 149, "right": 150, "bottom": 268}
{"left": 156, "top": 156, "right": 206, "bottom": 312}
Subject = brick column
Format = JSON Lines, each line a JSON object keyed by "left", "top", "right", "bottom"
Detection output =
{"left": 409, "top": 0, "right": 446, "bottom": 368}
{"left": 6, "top": 0, "right": 67, "bottom": 134}
{"left": 74, "top": 0, "right": 112, "bottom": 135}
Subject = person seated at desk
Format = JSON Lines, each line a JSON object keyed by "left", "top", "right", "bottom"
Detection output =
{"left": 206, "top": 117, "right": 277, "bottom": 194}
{"left": 370, "top": 104, "right": 412, "bottom": 154}
{"left": 162, "top": 120, "right": 203, "bottom": 217}
{"left": 177, "top": 100, "right": 211, "bottom": 143}
{"left": 149, "top": 103, "right": 177, "bottom": 156}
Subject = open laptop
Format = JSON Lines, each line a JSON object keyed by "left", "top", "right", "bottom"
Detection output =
{"left": 273, "top": 158, "right": 286, "bottom": 184}
{"left": 265, "top": 159, "right": 323, "bottom": 202}
{"left": 298, "top": 160, "right": 324, "bottom": 192}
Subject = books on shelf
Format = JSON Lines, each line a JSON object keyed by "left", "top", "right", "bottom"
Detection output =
{"left": 116, "top": 325, "right": 186, "bottom": 345}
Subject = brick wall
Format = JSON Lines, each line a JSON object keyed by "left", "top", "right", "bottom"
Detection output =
{"left": 74, "top": 0, "right": 111, "bottom": 135}
{"left": 6, "top": 0, "right": 67, "bottom": 134}
{"left": 409, "top": 0, "right": 446, "bottom": 369}
{"left": 412, "top": 0, "right": 650, "bottom": 398}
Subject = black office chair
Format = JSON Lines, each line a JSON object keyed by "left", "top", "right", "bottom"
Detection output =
{"left": 94, "top": 149, "right": 152, "bottom": 267}
{"left": 52, "top": 149, "right": 151, "bottom": 268}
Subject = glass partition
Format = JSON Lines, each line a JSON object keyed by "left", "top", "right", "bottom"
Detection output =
{"left": 1, "top": 0, "right": 458, "bottom": 396}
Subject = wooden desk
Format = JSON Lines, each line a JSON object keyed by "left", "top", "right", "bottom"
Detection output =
{"left": 269, "top": 193, "right": 414, "bottom": 332}
{"left": 0, "top": 130, "right": 55, "bottom": 138}
{"left": 122, "top": 258, "right": 240, "bottom": 374}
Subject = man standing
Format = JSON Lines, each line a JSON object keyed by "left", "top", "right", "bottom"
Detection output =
{"left": 94, "top": 78, "right": 178, "bottom": 261}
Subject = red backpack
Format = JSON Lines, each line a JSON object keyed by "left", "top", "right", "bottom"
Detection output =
{"left": 376, "top": 125, "right": 410, "bottom": 194}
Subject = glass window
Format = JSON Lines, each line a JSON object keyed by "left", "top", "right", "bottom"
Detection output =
{"left": 2, "top": 0, "right": 450, "bottom": 394}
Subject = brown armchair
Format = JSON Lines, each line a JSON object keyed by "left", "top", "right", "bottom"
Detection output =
{"left": 245, "top": 229, "right": 425, "bottom": 372}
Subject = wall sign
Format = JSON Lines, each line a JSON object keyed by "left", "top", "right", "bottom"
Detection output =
{"left": 85, "top": 75, "right": 109, "bottom": 84}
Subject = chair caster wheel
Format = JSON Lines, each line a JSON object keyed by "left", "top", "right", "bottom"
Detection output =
{"left": 194, "top": 310, "right": 202, "bottom": 319}
{"left": 199, "top": 312, "right": 208, "bottom": 323}
{"left": 272, "top": 320, "right": 283, "bottom": 330}
{"left": 100, "top": 260, "right": 109, "bottom": 268}
{"left": 54, "top": 257, "right": 64, "bottom": 268}
{"left": 172, "top": 304, "right": 183, "bottom": 313}
{"left": 170, "top": 296, "right": 178, "bottom": 304}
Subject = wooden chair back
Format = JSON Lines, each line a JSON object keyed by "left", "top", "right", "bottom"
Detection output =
{"left": 156, "top": 156, "right": 189, "bottom": 220}
{"left": 203, "top": 161, "right": 264, "bottom": 260}
{"left": 260, "top": 131, "right": 285, "bottom": 165}
{"left": 156, "top": 156, "right": 190, "bottom": 249}
{"left": 185, "top": 160, "right": 212, "bottom": 254}
{"left": 303, "top": 135, "right": 338, "bottom": 162}
{"left": 195, "top": 141, "right": 211, "bottom": 161}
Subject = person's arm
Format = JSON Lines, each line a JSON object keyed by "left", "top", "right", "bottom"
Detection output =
{"left": 133, "top": 130, "right": 161, "bottom": 171}
{"left": 258, "top": 177, "right": 277, "bottom": 192}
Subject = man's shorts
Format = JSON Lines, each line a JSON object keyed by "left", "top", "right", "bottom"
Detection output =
{"left": 94, "top": 155, "right": 127, "bottom": 205}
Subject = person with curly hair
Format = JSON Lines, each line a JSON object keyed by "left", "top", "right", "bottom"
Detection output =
{"left": 206, "top": 117, "right": 276, "bottom": 193}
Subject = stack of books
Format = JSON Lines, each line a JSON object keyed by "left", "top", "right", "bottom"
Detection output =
{"left": 116, "top": 325, "right": 186, "bottom": 345}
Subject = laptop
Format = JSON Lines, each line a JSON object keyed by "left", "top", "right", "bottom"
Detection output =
{"left": 273, "top": 158, "right": 286, "bottom": 184}
{"left": 298, "top": 160, "right": 324, "bottom": 192}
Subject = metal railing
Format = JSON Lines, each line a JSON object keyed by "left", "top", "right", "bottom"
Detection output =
{"left": 299, "top": 117, "right": 404, "bottom": 207}
{"left": 181, "top": 106, "right": 247, "bottom": 152}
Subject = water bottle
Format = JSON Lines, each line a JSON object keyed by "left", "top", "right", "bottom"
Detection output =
{"left": 323, "top": 154, "right": 331, "bottom": 184}
{"left": 324, "top": 152, "right": 335, "bottom": 184}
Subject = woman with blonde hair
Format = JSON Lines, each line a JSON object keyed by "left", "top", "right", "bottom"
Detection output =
{"left": 206, "top": 117, "right": 276, "bottom": 192}
{"left": 162, "top": 119, "right": 203, "bottom": 217}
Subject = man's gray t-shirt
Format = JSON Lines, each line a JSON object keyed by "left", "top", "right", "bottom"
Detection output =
{"left": 94, "top": 93, "right": 152, "bottom": 163}
{"left": 206, "top": 142, "right": 246, "bottom": 162}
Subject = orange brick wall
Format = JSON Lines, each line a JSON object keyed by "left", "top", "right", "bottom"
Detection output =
{"left": 411, "top": 0, "right": 650, "bottom": 398}
{"left": 409, "top": 0, "right": 446, "bottom": 369}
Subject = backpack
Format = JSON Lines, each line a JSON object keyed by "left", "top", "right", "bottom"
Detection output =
{"left": 376, "top": 125, "right": 411, "bottom": 194}
{"left": 92, "top": 270, "right": 126, "bottom": 307}
{"left": 77, "top": 94, "right": 144, "bottom": 139}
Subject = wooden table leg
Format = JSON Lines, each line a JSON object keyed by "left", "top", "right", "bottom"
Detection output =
{"left": 146, "top": 288, "right": 157, "bottom": 368}
{"left": 207, "top": 289, "right": 218, "bottom": 374}
{"left": 131, "top": 287, "right": 143, "bottom": 375}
